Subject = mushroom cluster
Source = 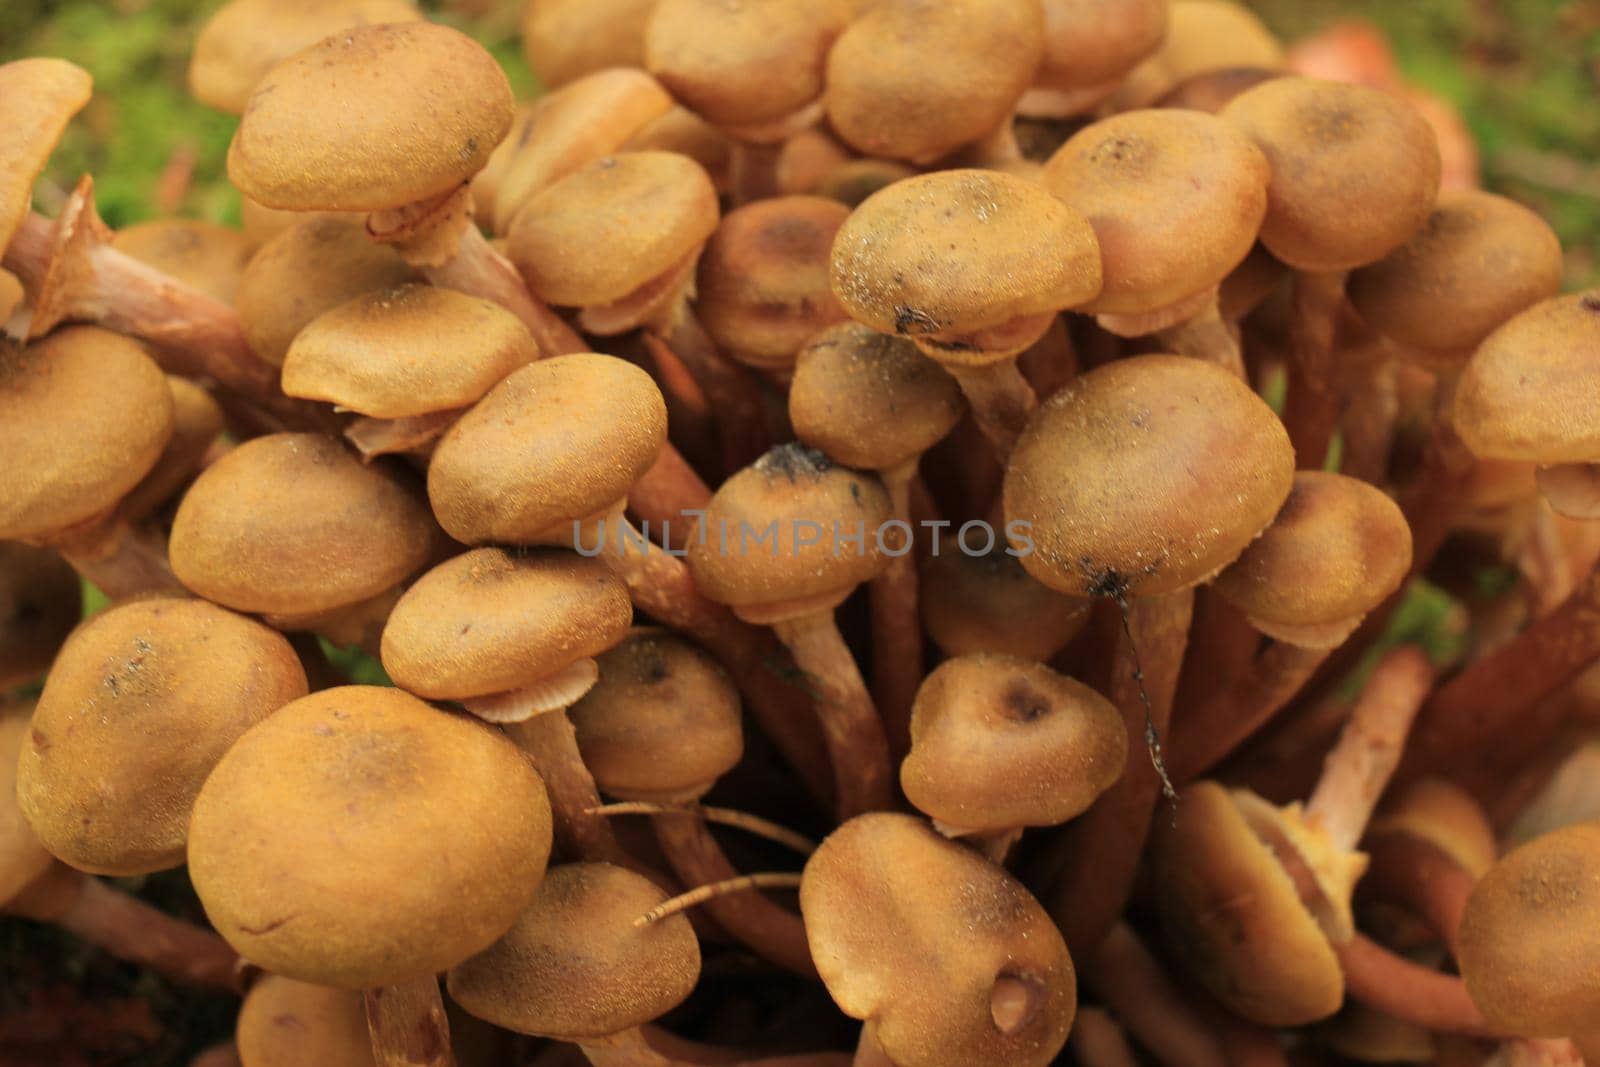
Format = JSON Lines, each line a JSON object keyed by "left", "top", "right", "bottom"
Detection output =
{"left": 4, "top": 2, "right": 1600, "bottom": 1065}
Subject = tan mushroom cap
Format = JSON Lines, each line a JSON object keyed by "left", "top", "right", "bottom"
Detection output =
{"left": 921, "top": 547, "right": 1090, "bottom": 661}
{"left": 621, "top": 106, "right": 735, "bottom": 194}
{"left": 831, "top": 170, "right": 1102, "bottom": 364}
{"left": 0, "top": 58, "right": 92, "bottom": 253}
{"left": 381, "top": 548, "right": 632, "bottom": 702}
{"left": 18, "top": 597, "right": 308, "bottom": 875}
{"left": 1044, "top": 109, "right": 1270, "bottom": 316}
{"left": 1348, "top": 190, "right": 1564, "bottom": 357}
{"left": 801, "top": 813, "right": 1075, "bottom": 1067}
{"left": 1151, "top": 781, "right": 1344, "bottom": 1027}
{"left": 1454, "top": 292, "right": 1600, "bottom": 464}
{"left": 0, "top": 328, "right": 174, "bottom": 542}
{"left": 1367, "top": 779, "right": 1498, "bottom": 882}
{"left": 237, "top": 214, "right": 420, "bottom": 366}
{"left": 170, "top": 433, "right": 438, "bottom": 616}
{"left": 237, "top": 975, "right": 376, "bottom": 1067}
{"left": 1033, "top": 0, "right": 1168, "bottom": 98}
{"left": 1457, "top": 822, "right": 1600, "bottom": 1038}
{"left": 789, "top": 323, "right": 965, "bottom": 472}
{"left": 1113, "top": 1, "right": 1286, "bottom": 111}
{"left": 1222, "top": 77, "right": 1442, "bottom": 272}
{"left": 686, "top": 444, "right": 893, "bottom": 612}
{"left": 902, "top": 654, "right": 1126, "bottom": 832}
{"left": 1155, "top": 67, "right": 1284, "bottom": 114}
{"left": 282, "top": 284, "right": 539, "bottom": 418}
{"left": 645, "top": 0, "right": 847, "bottom": 134}
{"left": 110, "top": 220, "right": 253, "bottom": 305}
{"left": 522, "top": 0, "right": 654, "bottom": 89}
{"left": 0, "top": 700, "right": 56, "bottom": 906}
{"left": 1210, "top": 471, "right": 1412, "bottom": 648}
{"left": 428, "top": 354, "right": 667, "bottom": 545}
{"left": 569, "top": 628, "right": 743, "bottom": 803}
{"left": 228, "top": 22, "right": 514, "bottom": 212}
{"left": 1004, "top": 354, "right": 1294, "bottom": 598}
{"left": 447, "top": 862, "right": 700, "bottom": 1041}
{"left": 189, "top": 0, "right": 422, "bottom": 114}
{"left": 190, "top": 686, "right": 553, "bottom": 989}
{"left": 697, "top": 196, "right": 852, "bottom": 369}
{"left": 826, "top": 0, "right": 1045, "bottom": 164}
{"left": 119, "top": 376, "right": 226, "bottom": 523}
{"left": 0, "top": 545, "right": 80, "bottom": 692}
{"left": 507, "top": 151, "right": 719, "bottom": 308}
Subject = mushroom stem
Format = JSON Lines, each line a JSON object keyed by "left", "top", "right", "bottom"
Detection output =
{"left": 731, "top": 140, "right": 784, "bottom": 205}
{"left": 587, "top": 802, "right": 816, "bottom": 854}
{"left": 1334, "top": 934, "right": 1501, "bottom": 1038}
{"left": 634, "top": 872, "right": 804, "bottom": 927}
{"left": 1087, "top": 923, "right": 1233, "bottom": 1067}
{"left": 45, "top": 516, "right": 182, "bottom": 600}
{"left": 1169, "top": 641, "right": 1330, "bottom": 785}
{"left": 364, "top": 975, "right": 457, "bottom": 1067}
{"left": 870, "top": 458, "right": 923, "bottom": 761}
{"left": 647, "top": 298, "right": 773, "bottom": 471}
{"left": 1069, "top": 1008, "right": 1142, "bottom": 1067}
{"left": 1363, "top": 836, "right": 1477, "bottom": 958}
{"left": 1282, "top": 270, "right": 1348, "bottom": 469}
{"left": 503, "top": 712, "right": 629, "bottom": 866}
{"left": 1154, "top": 296, "right": 1246, "bottom": 380}
{"left": 420, "top": 221, "right": 586, "bottom": 358}
{"left": 943, "top": 360, "right": 1038, "bottom": 462}
{"left": 629, "top": 445, "right": 712, "bottom": 551}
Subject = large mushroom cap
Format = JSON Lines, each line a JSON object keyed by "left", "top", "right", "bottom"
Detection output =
{"left": 1367, "top": 778, "right": 1498, "bottom": 883}
{"left": 0, "top": 544, "right": 80, "bottom": 692}
{"left": 801, "top": 813, "right": 1075, "bottom": 1067}
{"left": 189, "top": 686, "right": 553, "bottom": 989}
{"left": 0, "top": 699, "right": 57, "bottom": 907}
{"left": 381, "top": 547, "right": 632, "bottom": 702}
{"left": 236, "top": 975, "right": 376, "bottom": 1067}
{"left": 1032, "top": 0, "right": 1169, "bottom": 102}
{"left": 1113, "top": 0, "right": 1284, "bottom": 110}
{"left": 521, "top": 0, "right": 654, "bottom": 89}
{"left": 228, "top": 22, "right": 514, "bottom": 212}
{"left": 111, "top": 220, "right": 253, "bottom": 305}
{"left": 447, "top": 862, "right": 701, "bottom": 1041}
{"left": 170, "top": 433, "right": 438, "bottom": 616}
{"left": 920, "top": 547, "right": 1090, "bottom": 661}
{"left": 0, "top": 58, "right": 92, "bottom": 253}
{"left": 1004, "top": 354, "right": 1295, "bottom": 598}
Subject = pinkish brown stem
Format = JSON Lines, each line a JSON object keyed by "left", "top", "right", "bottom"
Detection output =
{"left": 1088, "top": 924, "right": 1231, "bottom": 1067}
{"left": 504, "top": 712, "right": 629, "bottom": 866}
{"left": 629, "top": 445, "right": 713, "bottom": 552}
{"left": 364, "top": 976, "right": 456, "bottom": 1067}
{"left": 1169, "top": 641, "right": 1330, "bottom": 785}
{"left": 423, "top": 223, "right": 586, "bottom": 358}
{"left": 870, "top": 461, "right": 923, "bottom": 762}
{"left": 652, "top": 299, "right": 774, "bottom": 471}
{"left": 1069, "top": 1008, "right": 1142, "bottom": 1067}
{"left": 945, "top": 360, "right": 1038, "bottom": 463}
{"left": 1156, "top": 297, "right": 1245, "bottom": 379}
{"left": 47, "top": 517, "right": 182, "bottom": 600}
{"left": 1363, "top": 835, "right": 1476, "bottom": 958}
{"left": 1282, "top": 270, "right": 1347, "bottom": 469}
{"left": 1335, "top": 934, "right": 1500, "bottom": 1038}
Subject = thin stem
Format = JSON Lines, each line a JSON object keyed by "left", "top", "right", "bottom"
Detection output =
{"left": 1156, "top": 297, "right": 1245, "bottom": 379}
{"left": 944, "top": 360, "right": 1038, "bottom": 463}
{"left": 47, "top": 517, "right": 182, "bottom": 601}
{"left": 1087, "top": 924, "right": 1230, "bottom": 1067}
{"left": 635, "top": 872, "right": 803, "bottom": 927}
{"left": 587, "top": 802, "right": 816, "bottom": 854}
{"left": 364, "top": 975, "right": 456, "bottom": 1067}
{"left": 504, "top": 712, "right": 628, "bottom": 865}
{"left": 1334, "top": 934, "right": 1500, "bottom": 1038}
{"left": 653, "top": 299, "right": 773, "bottom": 471}
{"left": 425, "top": 223, "right": 585, "bottom": 357}
{"left": 1283, "top": 270, "right": 1347, "bottom": 469}
{"left": 629, "top": 445, "right": 712, "bottom": 551}
{"left": 1169, "top": 641, "right": 1330, "bottom": 785}
{"left": 870, "top": 461, "right": 923, "bottom": 762}
{"left": 1363, "top": 836, "right": 1477, "bottom": 958}
{"left": 731, "top": 141, "right": 784, "bottom": 205}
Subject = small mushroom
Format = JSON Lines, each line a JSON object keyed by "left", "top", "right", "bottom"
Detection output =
{"left": 919, "top": 546, "right": 1090, "bottom": 663}
{"left": 0, "top": 57, "right": 92, "bottom": 258}
{"left": 110, "top": 219, "right": 253, "bottom": 305}
{"left": 237, "top": 975, "right": 376, "bottom": 1067}
{"left": 1021, "top": 0, "right": 1168, "bottom": 118}
{"left": 1112, "top": 0, "right": 1286, "bottom": 111}
{"left": 0, "top": 543, "right": 81, "bottom": 692}
{"left": 117, "top": 376, "right": 227, "bottom": 525}
{"left": 520, "top": 0, "right": 655, "bottom": 88}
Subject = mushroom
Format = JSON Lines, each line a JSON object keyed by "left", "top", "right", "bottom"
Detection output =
{"left": 1153, "top": 66, "right": 1285, "bottom": 113}
{"left": 111, "top": 219, "right": 253, "bottom": 305}
{"left": 0, "top": 542, "right": 81, "bottom": 692}
{"left": 1021, "top": 0, "right": 1169, "bottom": 118}
{"left": 236, "top": 975, "right": 377, "bottom": 1067}
{"left": 919, "top": 546, "right": 1090, "bottom": 663}
{"left": 1111, "top": 0, "right": 1287, "bottom": 110}
{"left": 520, "top": 0, "right": 654, "bottom": 89}
{"left": 621, "top": 105, "right": 736, "bottom": 195}
{"left": 117, "top": 376, "right": 227, "bottom": 524}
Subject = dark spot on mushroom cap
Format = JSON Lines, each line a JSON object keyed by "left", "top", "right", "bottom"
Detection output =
{"left": 1583, "top": 293, "right": 1600, "bottom": 313}
{"left": 1002, "top": 680, "right": 1051, "bottom": 723}
{"left": 755, "top": 442, "right": 833, "bottom": 482}
{"left": 894, "top": 305, "right": 942, "bottom": 335}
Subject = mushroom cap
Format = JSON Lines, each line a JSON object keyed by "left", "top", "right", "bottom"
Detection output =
{"left": 18, "top": 597, "right": 308, "bottom": 875}
{"left": 1113, "top": 1, "right": 1285, "bottom": 111}
{"left": 228, "top": 22, "right": 514, "bottom": 212}
{"left": 789, "top": 323, "right": 965, "bottom": 471}
{"left": 0, "top": 58, "right": 92, "bottom": 253}
{"left": 1035, "top": 0, "right": 1169, "bottom": 95}
{"left": 1210, "top": 471, "right": 1412, "bottom": 647}
{"left": 281, "top": 284, "right": 539, "bottom": 418}
{"left": 801, "top": 813, "right": 1075, "bottom": 1067}
{"left": 189, "top": 686, "right": 553, "bottom": 989}
{"left": 686, "top": 444, "right": 894, "bottom": 611}
{"left": 170, "top": 433, "right": 438, "bottom": 616}
{"left": 697, "top": 196, "right": 852, "bottom": 368}
{"left": 427, "top": 354, "right": 667, "bottom": 545}
{"left": 645, "top": 0, "right": 848, "bottom": 133}
{"left": 521, "top": 0, "right": 654, "bottom": 88}
{"left": 1457, "top": 822, "right": 1600, "bottom": 1038}
{"left": 110, "top": 220, "right": 254, "bottom": 305}
{"left": 620, "top": 106, "right": 735, "bottom": 194}
{"left": 119, "top": 376, "right": 227, "bottom": 524}
{"left": 1004, "top": 354, "right": 1294, "bottom": 598}
{"left": 825, "top": 0, "right": 1045, "bottom": 164}
{"left": 1367, "top": 779, "right": 1498, "bottom": 882}
{"left": 830, "top": 169, "right": 1103, "bottom": 348}
{"left": 1151, "top": 781, "right": 1344, "bottom": 1027}
{"left": 189, "top": 0, "right": 422, "bottom": 114}
{"left": 237, "top": 975, "right": 376, "bottom": 1067}
{"left": 507, "top": 151, "right": 719, "bottom": 308}
{"left": 920, "top": 547, "right": 1091, "bottom": 661}
{"left": 381, "top": 548, "right": 633, "bottom": 702}
{"left": 569, "top": 628, "right": 743, "bottom": 803}
{"left": 1347, "top": 191, "right": 1564, "bottom": 356}
{"left": 1454, "top": 292, "right": 1600, "bottom": 464}
{"left": 902, "top": 654, "right": 1126, "bottom": 831}
{"left": 1221, "top": 77, "right": 1442, "bottom": 272}
{"left": 0, "top": 699, "right": 57, "bottom": 907}
{"left": 0, "top": 544, "right": 81, "bottom": 692}
{"left": 1044, "top": 109, "right": 1270, "bottom": 316}
{"left": 1154, "top": 67, "right": 1284, "bottom": 114}
{"left": 0, "top": 328, "right": 175, "bottom": 542}
{"left": 447, "top": 862, "right": 700, "bottom": 1041}
{"left": 237, "top": 214, "right": 420, "bottom": 366}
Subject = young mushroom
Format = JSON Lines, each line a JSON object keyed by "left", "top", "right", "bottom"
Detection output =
{"left": 0, "top": 543, "right": 81, "bottom": 692}
{"left": 110, "top": 220, "right": 253, "bottom": 305}
{"left": 1021, "top": 0, "right": 1169, "bottom": 118}
{"left": 236, "top": 975, "right": 377, "bottom": 1067}
{"left": 919, "top": 547, "right": 1091, "bottom": 664}
{"left": 521, "top": 0, "right": 654, "bottom": 88}
{"left": 1112, "top": 0, "right": 1287, "bottom": 110}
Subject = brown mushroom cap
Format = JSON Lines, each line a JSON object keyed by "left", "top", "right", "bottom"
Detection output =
{"left": 281, "top": 284, "right": 539, "bottom": 418}
{"left": 1004, "top": 354, "right": 1295, "bottom": 598}
{"left": 920, "top": 547, "right": 1090, "bottom": 661}
{"left": 697, "top": 196, "right": 852, "bottom": 369}
{"left": 0, "top": 58, "right": 92, "bottom": 253}
{"left": 1347, "top": 191, "right": 1564, "bottom": 357}
{"left": 236, "top": 214, "right": 420, "bottom": 366}
{"left": 1210, "top": 471, "right": 1413, "bottom": 648}
{"left": 507, "top": 151, "right": 719, "bottom": 308}
{"left": 1367, "top": 778, "right": 1498, "bottom": 882}
{"left": 569, "top": 628, "right": 743, "bottom": 803}
{"left": 1221, "top": 77, "right": 1442, "bottom": 272}
{"left": 427, "top": 354, "right": 667, "bottom": 545}
{"left": 381, "top": 548, "right": 632, "bottom": 702}
{"left": 170, "top": 433, "right": 438, "bottom": 616}
{"left": 18, "top": 597, "right": 308, "bottom": 875}
{"left": 0, "top": 699, "right": 56, "bottom": 906}
{"left": 0, "top": 328, "right": 175, "bottom": 542}
{"left": 447, "top": 862, "right": 701, "bottom": 1041}
{"left": 1453, "top": 292, "right": 1600, "bottom": 464}
{"left": 110, "top": 220, "right": 253, "bottom": 305}
{"left": 620, "top": 106, "right": 735, "bottom": 194}
{"left": 1457, "top": 822, "right": 1600, "bottom": 1038}
{"left": 119, "top": 376, "right": 227, "bottom": 524}
{"left": 1113, "top": 0, "right": 1286, "bottom": 111}
{"left": 789, "top": 323, "right": 965, "bottom": 472}
{"left": 237, "top": 975, "right": 376, "bottom": 1067}
{"left": 228, "top": 22, "right": 514, "bottom": 212}
{"left": 686, "top": 444, "right": 893, "bottom": 612}
{"left": 521, "top": 0, "right": 654, "bottom": 89}
{"left": 1044, "top": 109, "right": 1270, "bottom": 316}
{"left": 801, "top": 813, "right": 1075, "bottom": 1067}
{"left": 830, "top": 169, "right": 1102, "bottom": 363}
{"left": 189, "top": 685, "right": 553, "bottom": 989}
{"left": 1034, "top": 0, "right": 1168, "bottom": 98}
{"left": 0, "top": 544, "right": 81, "bottom": 692}
{"left": 902, "top": 654, "right": 1126, "bottom": 832}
